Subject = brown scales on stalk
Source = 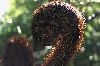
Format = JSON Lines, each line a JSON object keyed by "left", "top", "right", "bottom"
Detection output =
{"left": 32, "top": 1, "right": 86, "bottom": 66}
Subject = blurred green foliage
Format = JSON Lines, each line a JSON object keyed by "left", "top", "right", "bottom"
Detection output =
{"left": 0, "top": 0, "right": 100, "bottom": 66}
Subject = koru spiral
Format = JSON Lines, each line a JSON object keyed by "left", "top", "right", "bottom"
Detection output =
{"left": 3, "top": 1, "right": 86, "bottom": 66}
{"left": 32, "top": 1, "right": 85, "bottom": 66}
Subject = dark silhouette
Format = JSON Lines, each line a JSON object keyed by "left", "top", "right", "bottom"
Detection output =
{"left": 3, "top": 36, "right": 34, "bottom": 66}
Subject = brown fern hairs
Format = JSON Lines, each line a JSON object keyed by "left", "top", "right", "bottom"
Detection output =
{"left": 3, "top": 1, "right": 85, "bottom": 66}
{"left": 32, "top": 1, "right": 86, "bottom": 66}
{"left": 3, "top": 36, "right": 34, "bottom": 66}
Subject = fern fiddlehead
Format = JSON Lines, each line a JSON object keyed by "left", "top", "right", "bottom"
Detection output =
{"left": 3, "top": 36, "right": 33, "bottom": 66}
{"left": 32, "top": 1, "right": 86, "bottom": 66}
{"left": 3, "top": 1, "right": 86, "bottom": 66}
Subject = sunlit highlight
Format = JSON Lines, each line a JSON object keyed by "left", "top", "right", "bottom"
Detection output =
{"left": 17, "top": 26, "right": 22, "bottom": 34}
{"left": 0, "top": 0, "right": 9, "bottom": 19}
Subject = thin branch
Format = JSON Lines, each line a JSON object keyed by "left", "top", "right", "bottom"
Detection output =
{"left": 85, "top": 11, "right": 100, "bottom": 24}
